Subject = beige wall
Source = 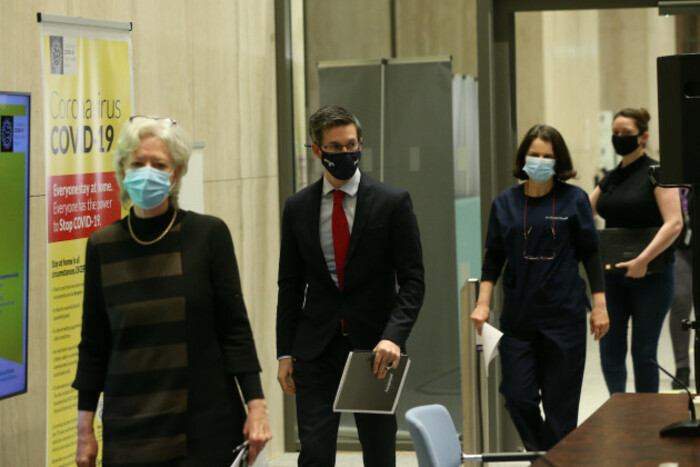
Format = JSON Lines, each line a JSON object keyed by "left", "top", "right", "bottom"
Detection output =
{"left": 302, "top": 3, "right": 675, "bottom": 194}
{"left": 304, "top": 0, "right": 392, "bottom": 120}
{"left": 516, "top": 8, "right": 676, "bottom": 193}
{"left": 599, "top": 8, "right": 676, "bottom": 159}
{"left": 0, "top": 1, "right": 282, "bottom": 465}
{"left": 395, "top": 0, "right": 478, "bottom": 77}
{"left": 304, "top": 0, "right": 477, "bottom": 118}
{"left": 516, "top": 10, "right": 601, "bottom": 193}
{"left": 302, "top": 0, "right": 477, "bottom": 184}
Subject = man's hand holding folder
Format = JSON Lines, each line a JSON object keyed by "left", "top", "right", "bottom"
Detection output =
{"left": 372, "top": 339, "right": 401, "bottom": 379}
{"left": 334, "top": 351, "right": 411, "bottom": 414}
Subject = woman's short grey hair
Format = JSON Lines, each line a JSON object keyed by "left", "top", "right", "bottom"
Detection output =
{"left": 113, "top": 116, "right": 191, "bottom": 209}
{"left": 308, "top": 106, "right": 363, "bottom": 147}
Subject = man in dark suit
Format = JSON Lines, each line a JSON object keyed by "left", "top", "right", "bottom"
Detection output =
{"left": 276, "top": 106, "right": 425, "bottom": 466}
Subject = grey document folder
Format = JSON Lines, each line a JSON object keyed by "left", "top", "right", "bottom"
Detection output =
{"left": 333, "top": 351, "right": 411, "bottom": 414}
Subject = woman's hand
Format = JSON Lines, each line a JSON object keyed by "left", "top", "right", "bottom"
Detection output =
{"left": 76, "top": 432, "right": 98, "bottom": 467}
{"left": 616, "top": 257, "right": 648, "bottom": 278}
{"left": 471, "top": 281, "right": 494, "bottom": 335}
{"left": 471, "top": 303, "right": 491, "bottom": 335}
{"left": 243, "top": 399, "right": 272, "bottom": 465}
{"left": 76, "top": 411, "right": 98, "bottom": 467}
{"left": 589, "top": 293, "right": 609, "bottom": 341}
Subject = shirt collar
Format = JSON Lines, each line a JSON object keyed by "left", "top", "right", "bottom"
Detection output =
{"left": 322, "top": 169, "right": 361, "bottom": 197}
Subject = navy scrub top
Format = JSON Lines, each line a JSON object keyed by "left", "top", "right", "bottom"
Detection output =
{"left": 485, "top": 181, "right": 599, "bottom": 330}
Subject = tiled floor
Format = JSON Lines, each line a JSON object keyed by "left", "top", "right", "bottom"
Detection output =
{"left": 269, "top": 312, "right": 692, "bottom": 466}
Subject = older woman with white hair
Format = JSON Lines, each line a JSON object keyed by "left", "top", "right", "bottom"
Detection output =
{"left": 73, "top": 116, "right": 271, "bottom": 467}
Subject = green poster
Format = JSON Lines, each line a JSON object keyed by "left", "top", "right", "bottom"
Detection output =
{"left": 0, "top": 103, "right": 27, "bottom": 365}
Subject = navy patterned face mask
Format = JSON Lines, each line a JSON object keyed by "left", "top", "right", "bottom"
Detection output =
{"left": 321, "top": 149, "right": 361, "bottom": 180}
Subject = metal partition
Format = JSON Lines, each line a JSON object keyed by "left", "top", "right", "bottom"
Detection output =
{"left": 461, "top": 279, "right": 483, "bottom": 453}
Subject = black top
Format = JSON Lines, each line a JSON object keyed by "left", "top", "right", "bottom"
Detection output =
{"left": 597, "top": 155, "right": 664, "bottom": 228}
{"left": 73, "top": 207, "right": 262, "bottom": 466}
{"left": 596, "top": 154, "right": 674, "bottom": 262}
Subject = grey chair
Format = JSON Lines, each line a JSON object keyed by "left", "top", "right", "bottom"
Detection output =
{"left": 406, "top": 404, "right": 463, "bottom": 467}
{"left": 406, "top": 404, "right": 545, "bottom": 466}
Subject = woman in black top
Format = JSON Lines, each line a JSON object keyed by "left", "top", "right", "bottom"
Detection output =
{"left": 73, "top": 116, "right": 271, "bottom": 466}
{"left": 590, "top": 108, "right": 682, "bottom": 394}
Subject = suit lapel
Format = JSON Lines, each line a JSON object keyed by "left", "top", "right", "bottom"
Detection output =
{"left": 345, "top": 174, "right": 374, "bottom": 266}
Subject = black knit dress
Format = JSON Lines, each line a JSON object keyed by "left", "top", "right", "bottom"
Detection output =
{"left": 73, "top": 208, "right": 262, "bottom": 467}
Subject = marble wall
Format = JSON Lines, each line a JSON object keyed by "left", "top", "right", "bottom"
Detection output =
{"left": 516, "top": 10, "right": 602, "bottom": 193}
{"left": 0, "top": 1, "right": 282, "bottom": 465}
{"left": 304, "top": 0, "right": 393, "bottom": 124}
{"left": 304, "top": 0, "right": 477, "bottom": 118}
{"left": 303, "top": 0, "right": 477, "bottom": 185}
{"left": 395, "top": 0, "right": 478, "bottom": 77}
{"left": 516, "top": 8, "right": 676, "bottom": 193}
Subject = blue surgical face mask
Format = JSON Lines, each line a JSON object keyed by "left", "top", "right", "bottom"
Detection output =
{"left": 523, "top": 156, "right": 556, "bottom": 183}
{"left": 123, "top": 166, "right": 172, "bottom": 209}
{"left": 321, "top": 149, "right": 361, "bottom": 180}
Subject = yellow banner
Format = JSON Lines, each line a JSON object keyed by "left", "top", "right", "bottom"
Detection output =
{"left": 41, "top": 18, "right": 132, "bottom": 467}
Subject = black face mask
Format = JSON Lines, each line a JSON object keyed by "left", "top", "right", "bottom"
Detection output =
{"left": 611, "top": 134, "right": 641, "bottom": 156}
{"left": 321, "top": 149, "right": 361, "bottom": 180}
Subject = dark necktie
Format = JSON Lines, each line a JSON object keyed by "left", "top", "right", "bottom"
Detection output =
{"left": 332, "top": 190, "right": 350, "bottom": 290}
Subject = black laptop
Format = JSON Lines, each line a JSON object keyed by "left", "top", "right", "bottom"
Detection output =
{"left": 598, "top": 228, "right": 672, "bottom": 275}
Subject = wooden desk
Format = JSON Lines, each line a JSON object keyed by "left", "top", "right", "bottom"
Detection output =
{"left": 532, "top": 393, "right": 700, "bottom": 466}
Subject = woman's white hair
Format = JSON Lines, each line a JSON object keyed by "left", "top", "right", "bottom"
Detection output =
{"left": 113, "top": 116, "right": 191, "bottom": 209}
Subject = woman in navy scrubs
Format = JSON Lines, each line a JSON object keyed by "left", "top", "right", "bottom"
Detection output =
{"left": 471, "top": 124, "right": 609, "bottom": 451}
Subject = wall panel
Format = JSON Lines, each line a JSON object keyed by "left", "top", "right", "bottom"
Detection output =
{"left": 0, "top": 1, "right": 282, "bottom": 464}
{"left": 191, "top": 1, "right": 243, "bottom": 182}
{"left": 516, "top": 8, "right": 675, "bottom": 194}
{"left": 236, "top": 0, "right": 278, "bottom": 180}
{"left": 515, "top": 12, "right": 545, "bottom": 139}
{"left": 542, "top": 9, "right": 600, "bottom": 193}
{"left": 396, "top": 0, "right": 478, "bottom": 76}
{"left": 599, "top": 8, "right": 676, "bottom": 159}
{"left": 304, "top": 0, "right": 392, "bottom": 119}
{"left": 131, "top": 1, "right": 194, "bottom": 127}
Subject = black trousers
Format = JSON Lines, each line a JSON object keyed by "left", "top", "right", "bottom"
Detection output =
{"left": 499, "top": 318, "right": 586, "bottom": 451}
{"left": 293, "top": 329, "right": 397, "bottom": 467}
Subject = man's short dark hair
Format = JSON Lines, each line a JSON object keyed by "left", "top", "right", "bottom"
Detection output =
{"left": 512, "top": 124, "right": 577, "bottom": 181}
{"left": 308, "top": 106, "right": 363, "bottom": 146}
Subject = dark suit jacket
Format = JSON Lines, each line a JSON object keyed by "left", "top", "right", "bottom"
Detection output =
{"left": 276, "top": 173, "right": 425, "bottom": 361}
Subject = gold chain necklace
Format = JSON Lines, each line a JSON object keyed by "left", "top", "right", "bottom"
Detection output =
{"left": 127, "top": 209, "right": 178, "bottom": 246}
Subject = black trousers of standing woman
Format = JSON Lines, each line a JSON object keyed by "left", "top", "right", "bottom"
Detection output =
{"left": 499, "top": 316, "right": 586, "bottom": 451}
